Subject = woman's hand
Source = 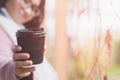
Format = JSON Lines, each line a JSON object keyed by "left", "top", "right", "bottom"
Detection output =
{"left": 12, "top": 45, "right": 35, "bottom": 79}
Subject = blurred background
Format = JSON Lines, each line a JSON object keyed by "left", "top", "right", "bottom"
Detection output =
{"left": 43, "top": 0, "right": 120, "bottom": 80}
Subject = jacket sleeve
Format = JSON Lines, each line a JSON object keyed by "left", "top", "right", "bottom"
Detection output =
{"left": 0, "top": 56, "right": 17, "bottom": 80}
{"left": 0, "top": 25, "right": 17, "bottom": 80}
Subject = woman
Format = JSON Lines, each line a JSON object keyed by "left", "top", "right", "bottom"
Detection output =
{"left": 0, "top": 0, "right": 58, "bottom": 80}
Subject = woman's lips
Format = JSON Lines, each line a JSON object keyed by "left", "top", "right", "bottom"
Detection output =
{"left": 18, "top": 10, "right": 27, "bottom": 19}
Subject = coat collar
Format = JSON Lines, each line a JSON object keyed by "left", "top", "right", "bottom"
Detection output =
{"left": 0, "top": 7, "right": 24, "bottom": 44}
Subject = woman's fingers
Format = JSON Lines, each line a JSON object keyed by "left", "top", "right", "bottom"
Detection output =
{"left": 12, "top": 45, "right": 35, "bottom": 79}
{"left": 14, "top": 60, "right": 33, "bottom": 68}
{"left": 14, "top": 54, "right": 35, "bottom": 79}
{"left": 13, "top": 53, "right": 30, "bottom": 61}
{"left": 12, "top": 45, "right": 22, "bottom": 53}
{"left": 15, "top": 67, "right": 35, "bottom": 78}
{"left": 16, "top": 67, "right": 35, "bottom": 74}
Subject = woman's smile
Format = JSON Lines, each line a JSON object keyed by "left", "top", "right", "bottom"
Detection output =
{"left": 18, "top": 10, "right": 27, "bottom": 19}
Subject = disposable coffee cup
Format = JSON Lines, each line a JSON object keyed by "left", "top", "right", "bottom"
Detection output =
{"left": 16, "top": 28, "right": 45, "bottom": 65}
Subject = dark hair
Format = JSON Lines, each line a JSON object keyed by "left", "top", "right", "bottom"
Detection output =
{"left": 0, "top": 0, "right": 7, "bottom": 7}
{"left": 0, "top": 0, "right": 45, "bottom": 29}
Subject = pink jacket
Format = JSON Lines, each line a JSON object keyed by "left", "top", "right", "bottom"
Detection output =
{"left": 0, "top": 24, "right": 17, "bottom": 80}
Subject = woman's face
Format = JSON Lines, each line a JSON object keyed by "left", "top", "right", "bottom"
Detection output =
{"left": 5, "top": 0, "right": 41, "bottom": 23}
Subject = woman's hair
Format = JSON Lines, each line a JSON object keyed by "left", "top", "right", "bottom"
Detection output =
{"left": 0, "top": 0, "right": 7, "bottom": 7}
{"left": 0, "top": 0, "right": 45, "bottom": 29}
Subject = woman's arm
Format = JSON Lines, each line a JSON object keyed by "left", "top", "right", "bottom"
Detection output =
{"left": 0, "top": 25, "right": 17, "bottom": 80}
